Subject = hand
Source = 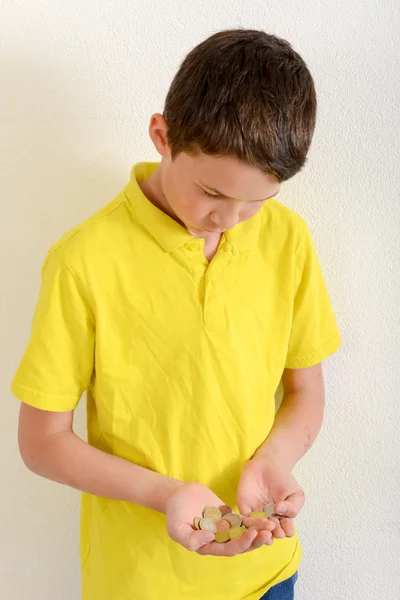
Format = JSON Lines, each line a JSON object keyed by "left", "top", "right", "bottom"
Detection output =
{"left": 237, "top": 458, "right": 305, "bottom": 540}
{"left": 165, "top": 482, "right": 274, "bottom": 556}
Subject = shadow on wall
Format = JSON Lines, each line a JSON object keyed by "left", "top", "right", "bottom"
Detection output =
{"left": 1, "top": 52, "right": 128, "bottom": 263}
{"left": 0, "top": 52, "right": 133, "bottom": 597}
{"left": 2, "top": 51, "right": 133, "bottom": 353}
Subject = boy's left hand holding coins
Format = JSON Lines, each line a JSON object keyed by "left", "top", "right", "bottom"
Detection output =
{"left": 237, "top": 457, "right": 305, "bottom": 541}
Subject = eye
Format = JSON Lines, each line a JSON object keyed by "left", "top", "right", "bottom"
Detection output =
{"left": 201, "top": 189, "right": 222, "bottom": 199}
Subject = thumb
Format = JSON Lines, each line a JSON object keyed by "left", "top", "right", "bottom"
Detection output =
{"left": 275, "top": 489, "right": 305, "bottom": 518}
{"left": 237, "top": 492, "right": 256, "bottom": 517}
{"left": 237, "top": 499, "right": 252, "bottom": 517}
{"left": 185, "top": 528, "right": 215, "bottom": 552}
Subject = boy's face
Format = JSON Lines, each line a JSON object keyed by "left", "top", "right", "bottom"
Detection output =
{"left": 161, "top": 152, "right": 281, "bottom": 236}
{"left": 149, "top": 114, "right": 281, "bottom": 236}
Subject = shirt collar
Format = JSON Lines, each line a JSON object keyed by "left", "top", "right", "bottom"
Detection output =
{"left": 124, "top": 162, "right": 193, "bottom": 253}
{"left": 124, "top": 162, "right": 261, "bottom": 254}
{"left": 225, "top": 210, "right": 261, "bottom": 254}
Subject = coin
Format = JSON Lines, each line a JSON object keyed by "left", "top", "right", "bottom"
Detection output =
{"left": 215, "top": 519, "right": 231, "bottom": 532}
{"left": 215, "top": 530, "right": 230, "bottom": 543}
{"left": 264, "top": 503, "right": 276, "bottom": 517}
{"left": 223, "top": 513, "right": 243, "bottom": 527}
{"left": 264, "top": 503, "right": 285, "bottom": 519}
{"left": 203, "top": 506, "right": 214, "bottom": 514}
{"left": 199, "top": 518, "right": 217, "bottom": 533}
{"left": 229, "top": 526, "right": 245, "bottom": 540}
{"left": 193, "top": 517, "right": 201, "bottom": 530}
{"left": 203, "top": 507, "right": 222, "bottom": 521}
{"left": 249, "top": 511, "right": 268, "bottom": 519}
{"left": 218, "top": 505, "right": 232, "bottom": 516}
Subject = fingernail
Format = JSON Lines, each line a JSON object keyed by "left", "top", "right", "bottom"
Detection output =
{"left": 277, "top": 503, "right": 287, "bottom": 514}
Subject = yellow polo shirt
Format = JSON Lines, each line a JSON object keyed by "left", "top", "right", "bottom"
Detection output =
{"left": 12, "top": 162, "right": 341, "bottom": 600}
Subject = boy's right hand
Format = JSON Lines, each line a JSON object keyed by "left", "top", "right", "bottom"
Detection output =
{"left": 165, "top": 482, "right": 274, "bottom": 556}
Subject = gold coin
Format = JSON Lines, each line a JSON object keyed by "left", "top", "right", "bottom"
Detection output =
{"left": 223, "top": 513, "right": 243, "bottom": 527}
{"left": 215, "top": 530, "right": 230, "bottom": 543}
{"left": 249, "top": 511, "right": 268, "bottom": 519}
{"left": 193, "top": 517, "right": 201, "bottom": 530}
{"left": 199, "top": 518, "right": 216, "bottom": 533}
{"left": 218, "top": 505, "right": 232, "bottom": 516}
{"left": 229, "top": 526, "right": 245, "bottom": 540}
{"left": 203, "top": 505, "right": 214, "bottom": 513}
{"left": 203, "top": 507, "right": 222, "bottom": 521}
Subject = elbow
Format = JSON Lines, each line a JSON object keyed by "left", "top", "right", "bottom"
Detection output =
{"left": 18, "top": 437, "right": 40, "bottom": 474}
{"left": 18, "top": 427, "right": 47, "bottom": 475}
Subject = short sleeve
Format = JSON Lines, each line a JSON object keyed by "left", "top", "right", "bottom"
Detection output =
{"left": 285, "top": 226, "right": 341, "bottom": 369}
{"left": 11, "top": 250, "right": 95, "bottom": 411}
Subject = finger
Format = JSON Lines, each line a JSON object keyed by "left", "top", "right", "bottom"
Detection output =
{"left": 275, "top": 489, "right": 305, "bottom": 518}
{"left": 196, "top": 528, "right": 258, "bottom": 557}
{"left": 269, "top": 517, "right": 286, "bottom": 539}
{"left": 243, "top": 529, "right": 274, "bottom": 552}
{"left": 280, "top": 518, "right": 295, "bottom": 538}
{"left": 185, "top": 529, "right": 215, "bottom": 552}
{"left": 197, "top": 528, "right": 258, "bottom": 557}
{"left": 242, "top": 517, "right": 276, "bottom": 532}
{"left": 264, "top": 534, "right": 274, "bottom": 546}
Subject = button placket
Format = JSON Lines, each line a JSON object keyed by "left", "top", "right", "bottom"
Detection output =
{"left": 203, "top": 243, "right": 234, "bottom": 329}
{"left": 185, "top": 240, "right": 203, "bottom": 253}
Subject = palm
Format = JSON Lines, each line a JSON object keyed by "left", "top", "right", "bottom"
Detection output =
{"left": 237, "top": 460, "right": 275, "bottom": 514}
{"left": 167, "top": 482, "right": 224, "bottom": 535}
{"left": 166, "top": 481, "right": 274, "bottom": 555}
{"left": 237, "top": 458, "right": 304, "bottom": 540}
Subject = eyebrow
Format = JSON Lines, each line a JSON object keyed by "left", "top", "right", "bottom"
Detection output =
{"left": 197, "top": 181, "right": 278, "bottom": 202}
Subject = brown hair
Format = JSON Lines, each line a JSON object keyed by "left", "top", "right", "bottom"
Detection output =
{"left": 163, "top": 29, "right": 317, "bottom": 182}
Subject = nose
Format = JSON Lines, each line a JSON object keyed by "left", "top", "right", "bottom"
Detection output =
{"left": 210, "top": 205, "right": 241, "bottom": 230}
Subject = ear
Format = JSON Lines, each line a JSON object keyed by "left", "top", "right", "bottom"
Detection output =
{"left": 148, "top": 113, "right": 171, "bottom": 158}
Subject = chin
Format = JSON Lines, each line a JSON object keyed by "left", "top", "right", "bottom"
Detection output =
{"left": 191, "top": 226, "right": 224, "bottom": 234}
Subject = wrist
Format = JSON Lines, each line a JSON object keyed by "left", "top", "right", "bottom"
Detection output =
{"left": 126, "top": 466, "right": 184, "bottom": 514}
{"left": 150, "top": 475, "right": 184, "bottom": 515}
{"left": 251, "top": 446, "right": 294, "bottom": 471}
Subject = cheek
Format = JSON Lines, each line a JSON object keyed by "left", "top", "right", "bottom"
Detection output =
{"left": 177, "top": 194, "right": 209, "bottom": 220}
{"left": 167, "top": 188, "right": 207, "bottom": 222}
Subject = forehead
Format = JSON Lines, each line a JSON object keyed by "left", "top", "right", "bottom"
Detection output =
{"left": 176, "top": 152, "right": 280, "bottom": 199}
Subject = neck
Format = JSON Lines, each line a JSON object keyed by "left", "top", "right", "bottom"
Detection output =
{"left": 139, "top": 169, "right": 176, "bottom": 221}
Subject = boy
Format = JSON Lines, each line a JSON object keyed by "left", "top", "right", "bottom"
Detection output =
{"left": 12, "top": 29, "right": 341, "bottom": 600}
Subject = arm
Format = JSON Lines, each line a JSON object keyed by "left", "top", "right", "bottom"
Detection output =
{"left": 237, "top": 363, "right": 325, "bottom": 534}
{"left": 18, "top": 403, "right": 182, "bottom": 514}
{"left": 253, "top": 363, "right": 325, "bottom": 471}
{"left": 19, "top": 403, "right": 273, "bottom": 554}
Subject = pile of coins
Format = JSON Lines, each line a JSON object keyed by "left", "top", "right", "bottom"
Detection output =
{"left": 193, "top": 504, "right": 280, "bottom": 543}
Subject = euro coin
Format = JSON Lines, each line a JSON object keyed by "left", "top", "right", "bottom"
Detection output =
{"left": 223, "top": 513, "right": 243, "bottom": 527}
{"left": 203, "top": 507, "right": 222, "bottom": 521}
{"left": 215, "top": 519, "right": 231, "bottom": 532}
{"left": 249, "top": 511, "right": 268, "bottom": 519}
{"left": 264, "top": 503, "right": 276, "bottom": 517}
{"left": 218, "top": 505, "right": 232, "bottom": 516}
{"left": 229, "top": 526, "right": 245, "bottom": 540}
{"left": 215, "top": 530, "right": 230, "bottom": 543}
{"left": 193, "top": 517, "right": 201, "bottom": 530}
{"left": 199, "top": 518, "right": 217, "bottom": 533}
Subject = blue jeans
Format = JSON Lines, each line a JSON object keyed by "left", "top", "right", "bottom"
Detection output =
{"left": 259, "top": 572, "right": 298, "bottom": 600}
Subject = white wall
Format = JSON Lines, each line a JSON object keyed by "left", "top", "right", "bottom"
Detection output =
{"left": 1, "top": 1, "right": 399, "bottom": 598}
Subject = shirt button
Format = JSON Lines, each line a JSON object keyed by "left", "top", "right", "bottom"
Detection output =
{"left": 186, "top": 241, "right": 202, "bottom": 251}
